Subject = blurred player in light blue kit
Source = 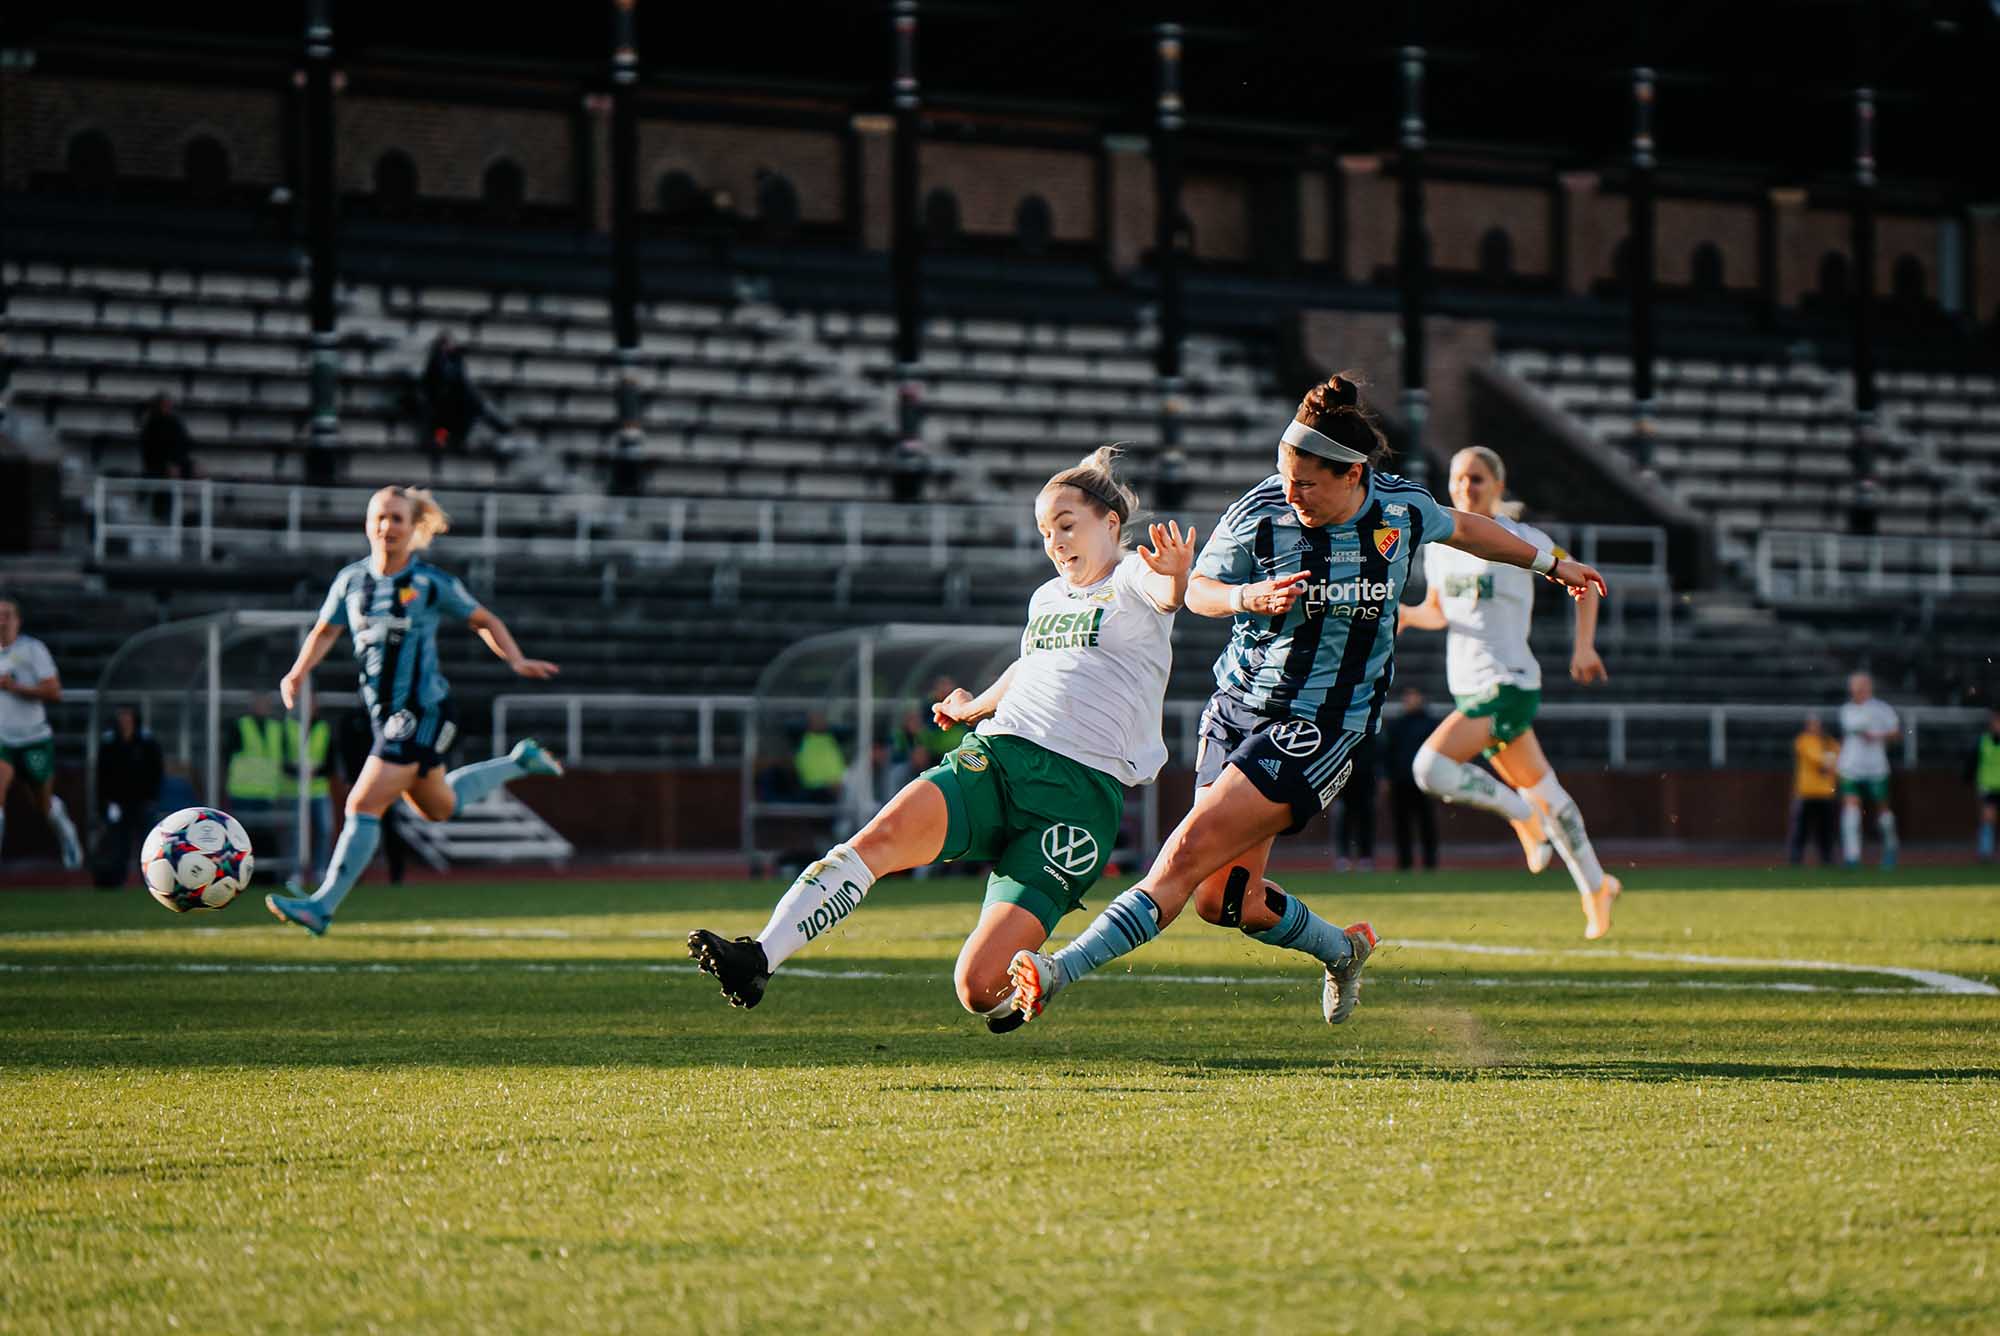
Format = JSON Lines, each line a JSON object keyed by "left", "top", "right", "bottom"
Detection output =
{"left": 265, "top": 486, "right": 565, "bottom": 934}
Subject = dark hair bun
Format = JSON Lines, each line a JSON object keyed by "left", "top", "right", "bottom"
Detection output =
{"left": 1325, "top": 374, "right": 1359, "bottom": 407}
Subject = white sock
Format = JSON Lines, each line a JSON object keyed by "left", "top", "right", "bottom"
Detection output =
{"left": 1877, "top": 811, "right": 1898, "bottom": 849}
{"left": 1412, "top": 747, "right": 1533, "bottom": 823}
{"left": 47, "top": 796, "right": 83, "bottom": 863}
{"left": 755, "top": 843, "right": 878, "bottom": 969}
{"left": 1840, "top": 805, "right": 1862, "bottom": 862}
{"left": 1525, "top": 772, "right": 1605, "bottom": 896}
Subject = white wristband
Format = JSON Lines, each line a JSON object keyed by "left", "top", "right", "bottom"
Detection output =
{"left": 1530, "top": 548, "right": 1557, "bottom": 575}
{"left": 1230, "top": 584, "right": 1249, "bottom": 613}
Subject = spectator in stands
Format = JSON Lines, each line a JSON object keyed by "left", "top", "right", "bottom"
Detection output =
{"left": 138, "top": 392, "right": 198, "bottom": 521}
{"left": 1331, "top": 733, "right": 1377, "bottom": 872}
{"left": 337, "top": 709, "right": 408, "bottom": 886}
{"left": 94, "top": 704, "right": 163, "bottom": 888}
{"left": 890, "top": 438, "right": 931, "bottom": 503}
{"left": 794, "top": 711, "right": 846, "bottom": 802}
{"left": 1969, "top": 708, "right": 2000, "bottom": 863}
{"left": 1788, "top": 712, "right": 1839, "bottom": 865}
{"left": 226, "top": 692, "right": 285, "bottom": 856}
{"left": 281, "top": 708, "right": 333, "bottom": 891}
{"left": 419, "top": 332, "right": 511, "bottom": 454}
{"left": 1384, "top": 687, "right": 1438, "bottom": 871}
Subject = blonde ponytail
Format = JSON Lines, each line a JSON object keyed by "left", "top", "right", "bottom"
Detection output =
{"left": 371, "top": 484, "right": 453, "bottom": 549}
{"left": 1451, "top": 446, "right": 1525, "bottom": 520}
{"left": 1044, "top": 445, "right": 1143, "bottom": 544}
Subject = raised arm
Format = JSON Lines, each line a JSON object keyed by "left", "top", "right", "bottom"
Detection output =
{"left": 1134, "top": 521, "right": 1197, "bottom": 612}
{"left": 1444, "top": 510, "right": 1608, "bottom": 602}
{"left": 1569, "top": 579, "right": 1607, "bottom": 684}
{"left": 468, "top": 606, "right": 560, "bottom": 681}
{"left": 1186, "top": 570, "right": 1313, "bottom": 620}
{"left": 933, "top": 659, "right": 1021, "bottom": 728}
{"left": 278, "top": 621, "right": 345, "bottom": 710}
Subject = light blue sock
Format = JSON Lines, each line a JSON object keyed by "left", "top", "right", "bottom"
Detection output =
{"left": 1052, "top": 888, "right": 1162, "bottom": 981}
{"left": 445, "top": 753, "right": 527, "bottom": 815}
{"left": 305, "top": 814, "right": 381, "bottom": 917}
{"left": 1980, "top": 823, "right": 1995, "bottom": 859}
{"left": 1247, "top": 893, "right": 1353, "bottom": 969}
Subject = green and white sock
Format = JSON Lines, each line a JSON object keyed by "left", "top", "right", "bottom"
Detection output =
{"left": 756, "top": 844, "right": 877, "bottom": 969}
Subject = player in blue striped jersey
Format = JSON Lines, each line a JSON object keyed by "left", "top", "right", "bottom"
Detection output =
{"left": 265, "top": 486, "right": 566, "bottom": 934}
{"left": 1010, "top": 373, "right": 1607, "bottom": 1026}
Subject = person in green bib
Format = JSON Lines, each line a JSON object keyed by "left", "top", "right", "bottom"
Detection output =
{"left": 282, "top": 713, "right": 334, "bottom": 889}
{"left": 226, "top": 693, "right": 287, "bottom": 854}
{"left": 1397, "top": 446, "right": 1622, "bottom": 939}
{"left": 1970, "top": 709, "right": 2000, "bottom": 863}
{"left": 688, "top": 447, "right": 1194, "bottom": 1032}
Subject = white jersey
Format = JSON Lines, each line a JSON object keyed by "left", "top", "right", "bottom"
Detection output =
{"left": 1837, "top": 698, "right": 1899, "bottom": 780}
{"left": 979, "top": 552, "right": 1176, "bottom": 786}
{"left": 1422, "top": 515, "right": 1555, "bottom": 697}
{"left": 0, "top": 634, "right": 58, "bottom": 746}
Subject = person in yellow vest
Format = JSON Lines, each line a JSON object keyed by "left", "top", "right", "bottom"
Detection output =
{"left": 1788, "top": 712, "right": 1839, "bottom": 865}
{"left": 226, "top": 692, "right": 285, "bottom": 853}
{"left": 1970, "top": 708, "right": 2000, "bottom": 863}
{"left": 794, "top": 711, "right": 846, "bottom": 802}
{"left": 281, "top": 712, "right": 333, "bottom": 890}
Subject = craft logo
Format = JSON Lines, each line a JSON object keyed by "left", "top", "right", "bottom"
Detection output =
{"left": 1373, "top": 527, "right": 1404, "bottom": 561}
{"left": 1317, "top": 758, "right": 1355, "bottom": 810}
{"left": 1040, "top": 825, "right": 1100, "bottom": 878}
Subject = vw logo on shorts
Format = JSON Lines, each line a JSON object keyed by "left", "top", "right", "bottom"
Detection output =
{"left": 1040, "top": 825, "right": 1100, "bottom": 875}
{"left": 1265, "top": 719, "right": 1323, "bottom": 758}
{"left": 382, "top": 709, "right": 417, "bottom": 741}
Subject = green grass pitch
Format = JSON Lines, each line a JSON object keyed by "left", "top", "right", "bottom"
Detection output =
{"left": 4, "top": 864, "right": 1998, "bottom": 1333}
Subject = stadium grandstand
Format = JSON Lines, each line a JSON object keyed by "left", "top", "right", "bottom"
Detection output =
{"left": 3, "top": 0, "right": 1998, "bottom": 868}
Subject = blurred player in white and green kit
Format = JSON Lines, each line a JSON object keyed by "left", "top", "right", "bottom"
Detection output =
{"left": 687, "top": 447, "right": 1192, "bottom": 1032}
{"left": 1837, "top": 671, "right": 1899, "bottom": 869}
{"left": 0, "top": 597, "right": 85, "bottom": 868}
{"left": 1398, "top": 446, "right": 1621, "bottom": 937}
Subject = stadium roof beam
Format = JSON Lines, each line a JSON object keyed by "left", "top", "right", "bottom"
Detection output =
{"left": 609, "top": 0, "right": 642, "bottom": 498}
{"left": 890, "top": 0, "right": 923, "bottom": 453}
{"left": 302, "top": 0, "right": 340, "bottom": 484}
{"left": 1154, "top": 20, "right": 1185, "bottom": 450}
{"left": 1396, "top": 1, "right": 1429, "bottom": 489}
{"left": 1848, "top": 0, "right": 1882, "bottom": 536}
{"left": 1628, "top": 4, "right": 1659, "bottom": 477}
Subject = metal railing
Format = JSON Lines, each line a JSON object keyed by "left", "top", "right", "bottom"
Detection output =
{"left": 92, "top": 477, "right": 1066, "bottom": 568}
{"left": 492, "top": 691, "right": 1984, "bottom": 773}
{"left": 1751, "top": 529, "right": 2000, "bottom": 601}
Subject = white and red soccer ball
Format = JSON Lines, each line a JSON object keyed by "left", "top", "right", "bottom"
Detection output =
{"left": 140, "top": 807, "right": 254, "bottom": 912}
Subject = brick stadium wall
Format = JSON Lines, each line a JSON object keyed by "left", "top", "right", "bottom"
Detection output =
{"left": 3, "top": 74, "right": 285, "bottom": 190}
{"left": 1655, "top": 197, "right": 1758, "bottom": 290}
{"left": 1296, "top": 308, "right": 1497, "bottom": 478}
{"left": 638, "top": 121, "right": 845, "bottom": 225}
{"left": 339, "top": 97, "right": 575, "bottom": 204}
{"left": 1429, "top": 180, "right": 1553, "bottom": 280}
{"left": 919, "top": 143, "right": 1095, "bottom": 243}
{"left": 1, "top": 71, "right": 1981, "bottom": 314}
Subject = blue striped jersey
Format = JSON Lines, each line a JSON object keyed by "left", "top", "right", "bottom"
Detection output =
{"left": 317, "top": 557, "right": 482, "bottom": 719}
{"left": 1194, "top": 472, "right": 1455, "bottom": 733}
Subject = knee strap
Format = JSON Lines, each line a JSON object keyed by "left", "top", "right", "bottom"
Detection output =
{"left": 1217, "top": 866, "right": 1249, "bottom": 928}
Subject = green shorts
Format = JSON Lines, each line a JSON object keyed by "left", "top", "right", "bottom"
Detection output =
{"left": 920, "top": 732, "right": 1125, "bottom": 934}
{"left": 0, "top": 738, "right": 55, "bottom": 787}
{"left": 1454, "top": 685, "right": 1541, "bottom": 758}
{"left": 1838, "top": 776, "right": 1891, "bottom": 803}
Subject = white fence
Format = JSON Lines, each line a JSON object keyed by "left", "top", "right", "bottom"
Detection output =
{"left": 1751, "top": 529, "right": 2000, "bottom": 601}
{"left": 492, "top": 692, "right": 1985, "bottom": 773}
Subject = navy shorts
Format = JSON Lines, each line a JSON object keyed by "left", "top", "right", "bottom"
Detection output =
{"left": 372, "top": 696, "right": 459, "bottom": 776}
{"left": 1194, "top": 693, "right": 1367, "bottom": 837}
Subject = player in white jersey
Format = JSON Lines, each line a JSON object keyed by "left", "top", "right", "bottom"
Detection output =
{"left": 0, "top": 598, "right": 85, "bottom": 869}
{"left": 1398, "top": 446, "right": 1622, "bottom": 937}
{"left": 1835, "top": 671, "right": 1899, "bottom": 868}
{"left": 688, "top": 447, "right": 1191, "bottom": 1032}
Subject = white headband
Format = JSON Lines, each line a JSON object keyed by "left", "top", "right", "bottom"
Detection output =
{"left": 1280, "top": 419, "right": 1369, "bottom": 465}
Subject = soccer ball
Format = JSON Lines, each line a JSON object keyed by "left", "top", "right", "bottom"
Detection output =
{"left": 141, "top": 807, "right": 254, "bottom": 913}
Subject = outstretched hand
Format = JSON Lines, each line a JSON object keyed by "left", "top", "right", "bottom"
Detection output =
{"left": 1550, "top": 558, "right": 1608, "bottom": 602}
{"left": 1238, "top": 569, "right": 1312, "bottom": 617}
{"left": 510, "top": 658, "right": 561, "bottom": 680}
{"left": 1137, "top": 521, "right": 1197, "bottom": 580}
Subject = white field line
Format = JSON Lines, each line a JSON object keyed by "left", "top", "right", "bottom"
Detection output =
{"left": 0, "top": 952, "right": 1991, "bottom": 998}
{"left": 1393, "top": 939, "right": 2000, "bottom": 997}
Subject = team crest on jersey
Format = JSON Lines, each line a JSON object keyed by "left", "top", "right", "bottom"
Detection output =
{"left": 397, "top": 585, "right": 420, "bottom": 606}
{"left": 1372, "top": 527, "right": 1404, "bottom": 561}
